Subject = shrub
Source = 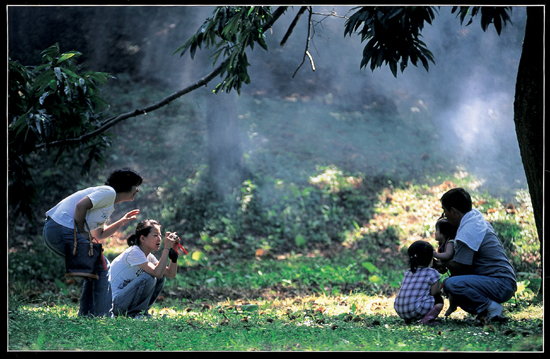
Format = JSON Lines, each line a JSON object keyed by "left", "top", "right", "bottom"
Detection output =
{"left": 160, "top": 166, "right": 386, "bottom": 255}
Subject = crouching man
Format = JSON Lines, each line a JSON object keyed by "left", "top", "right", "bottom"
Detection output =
{"left": 439, "top": 188, "right": 516, "bottom": 322}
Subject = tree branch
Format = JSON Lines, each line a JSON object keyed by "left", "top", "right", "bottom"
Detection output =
{"left": 34, "top": 6, "right": 289, "bottom": 151}
{"left": 292, "top": 7, "right": 315, "bottom": 78}
{"left": 280, "top": 6, "right": 308, "bottom": 47}
{"left": 263, "top": 6, "right": 288, "bottom": 33}
{"left": 35, "top": 62, "right": 225, "bottom": 150}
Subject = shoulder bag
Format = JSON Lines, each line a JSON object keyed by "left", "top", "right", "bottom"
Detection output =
{"left": 65, "top": 221, "right": 107, "bottom": 280}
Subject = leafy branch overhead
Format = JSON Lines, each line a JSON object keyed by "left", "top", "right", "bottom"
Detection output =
{"left": 343, "top": 6, "right": 512, "bottom": 77}
{"left": 174, "top": 6, "right": 288, "bottom": 95}
{"left": 451, "top": 6, "right": 513, "bottom": 35}
{"left": 175, "top": 5, "right": 514, "bottom": 90}
{"left": 344, "top": 6, "right": 438, "bottom": 77}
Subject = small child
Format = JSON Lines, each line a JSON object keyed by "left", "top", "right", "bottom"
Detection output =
{"left": 433, "top": 218, "right": 457, "bottom": 262}
{"left": 432, "top": 218, "right": 458, "bottom": 316}
{"left": 394, "top": 240, "right": 443, "bottom": 325}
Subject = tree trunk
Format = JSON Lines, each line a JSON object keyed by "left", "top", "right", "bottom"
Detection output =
{"left": 206, "top": 91, "right": 252, "bottom": 198}
{"left": 513, "top": 6, "right": 543, "bottom": 295}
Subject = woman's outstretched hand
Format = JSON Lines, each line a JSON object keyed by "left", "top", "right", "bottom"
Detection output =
{"left": 122, "top": 209, "right": 140, "bottom": 222}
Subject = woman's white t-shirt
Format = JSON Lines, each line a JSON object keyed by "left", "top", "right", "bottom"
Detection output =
{"left": 46, "top": 186, "right": 116, "bottom": 230}
{"left": 109, "top": 245, "right": 159, "bottom": 300}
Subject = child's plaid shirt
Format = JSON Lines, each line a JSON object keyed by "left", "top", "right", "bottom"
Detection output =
{"left": 394, "top": 266, "right": 440, "bottom": 321}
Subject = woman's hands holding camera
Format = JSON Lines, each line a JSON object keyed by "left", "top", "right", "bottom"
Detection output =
{"left": 165, "top": 231, "right": 180, "bottom": 263}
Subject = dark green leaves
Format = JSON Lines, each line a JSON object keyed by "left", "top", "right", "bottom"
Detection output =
{"left": 9, "top": 43, "right": 113, "bottom": 148}
{"left": 8, "top": 43, "right": 114, "bottom": 222}
{"left": 345, "top": 6, "right": 438, "bottom": 77}
{"left": 174, "top": 6, "right": 281, "bottom": 95}
{"left": 345, "top": 6, "right": 512, "bottom": 77}
{"left": 451, "top": 6, "right": 513, "bottom": 35}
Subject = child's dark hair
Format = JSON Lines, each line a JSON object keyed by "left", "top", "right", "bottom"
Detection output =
{"left": 436, "top": 218, "right": 457, "bottom": 240}
{"left": 127, "top": 219, "right": 160, "bottom": 247}
{"left": 408, "top": 240, "right": 434, "bottom": 273}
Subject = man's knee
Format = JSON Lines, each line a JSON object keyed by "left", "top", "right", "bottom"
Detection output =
{"left": 443, "top": 276, "right": 467, "bottom": 295}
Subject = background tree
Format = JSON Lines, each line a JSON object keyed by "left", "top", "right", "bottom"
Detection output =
{"left": 205, "top": 91, "right": 252, "bottom": 197}
{"left": 511, "top": 6, "right": 544, "bottom": 259}
{"left": 173, "top": 6, "right": 286, "bottom": 196}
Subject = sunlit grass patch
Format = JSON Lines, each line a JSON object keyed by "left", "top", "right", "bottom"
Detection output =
{"left": 9, "top": 291, "right": 542, "bottom": 351}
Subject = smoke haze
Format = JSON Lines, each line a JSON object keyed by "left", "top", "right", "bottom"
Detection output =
{"left": 7, "top": 5, "right": 529, "bottom": 201}
{"left": 237, "top": 6, "right": 528, "bottom": 200}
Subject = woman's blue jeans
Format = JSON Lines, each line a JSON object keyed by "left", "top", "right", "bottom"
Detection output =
{"left": 43, "top": 218, "right": 112, "bottom": 317}
{"left": 111, "top": 273, "right": 165, "bottom": 317}
{"left": 443, "top": 275, "right": 517, "bottom": 315}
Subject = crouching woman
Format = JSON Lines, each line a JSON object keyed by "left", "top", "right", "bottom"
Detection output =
{"left": 109, "top": 219, "right": 178, "bottom": 318}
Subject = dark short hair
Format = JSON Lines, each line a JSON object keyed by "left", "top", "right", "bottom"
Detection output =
{"left": 440, "top": 187, "right": 472, "bottom": 214}
{"left": 105, "top": 168, "right": 143, "bottom": 193}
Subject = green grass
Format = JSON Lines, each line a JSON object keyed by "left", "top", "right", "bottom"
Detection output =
{"left": 8, "top": 218, "right": 542, "bottom": 352}
{"left": 169, "top": 251, "right": 386, "bottom": 292}
{"left": 8, "top": 291, "right": 543, "bottom": 351}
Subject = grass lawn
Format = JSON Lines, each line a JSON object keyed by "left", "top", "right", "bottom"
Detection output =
{"left": 8, "top": 289, "right": 543, "bottom": 351}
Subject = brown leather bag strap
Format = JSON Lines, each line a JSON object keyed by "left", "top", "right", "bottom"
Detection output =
{"left": 73, "top": 220, "right": 94, "bottom": 256}
{"left": 84, "top": 221, "right": 94, "bottom": 256}
{"left": 72, "top": 225, "right": 78, "bottom": 256}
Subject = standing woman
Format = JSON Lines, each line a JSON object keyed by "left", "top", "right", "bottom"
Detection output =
{"left": 43, "top": 168, "right": 143, "bottom": 317}
{"left": 109, "top": 219, "right": 178, "bottom": 318}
